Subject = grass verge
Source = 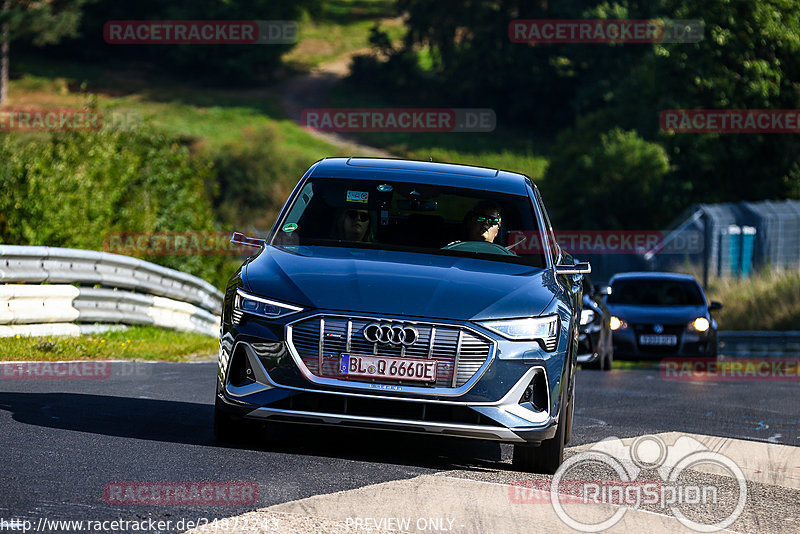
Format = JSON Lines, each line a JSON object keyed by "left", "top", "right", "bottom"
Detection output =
{"left": 706, "top": 270, "right": 800, "bottom": 331}
{"left": 1, "top": 326, "right": 217, "bottom": 362}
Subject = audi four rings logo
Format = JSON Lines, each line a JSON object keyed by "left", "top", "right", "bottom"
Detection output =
{"left": 363, "top": 323, "right": 419, "bottom": 346}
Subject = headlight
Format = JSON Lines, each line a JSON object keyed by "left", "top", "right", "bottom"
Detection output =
{"left": 479, "top": 315, "right": 560, "bottom": 351}
{"left": 233, "top": 288, "right": 303, "bottom": 322}
{"left": 580, "top": 309, "right": 595, "bottom": 326}
{"left": 691, "top": 317, "right": 710, "bottom": 332}
{"left": 609, "top": 316, "right": 626, "bottom": 331}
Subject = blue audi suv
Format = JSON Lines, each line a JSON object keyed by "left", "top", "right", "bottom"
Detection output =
{"left": 215, "top": 157, "right": 589, "bottom": 473}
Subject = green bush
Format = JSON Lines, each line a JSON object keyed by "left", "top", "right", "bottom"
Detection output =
{"left": 0, "top": 124, "right": 234, "bottom": 288}
{"left": 210, "top": 124, "right": 310, "bottom": 231}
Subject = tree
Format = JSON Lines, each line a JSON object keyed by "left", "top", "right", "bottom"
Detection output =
{"left": 545, "top": 127, "right": 670, "bottom": 230}
{"left": 0, "top": 0, "right": 90, "bottom": 104}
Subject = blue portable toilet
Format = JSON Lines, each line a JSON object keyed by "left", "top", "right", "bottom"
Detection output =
{"left": 741, "top": 226, "right": 756, "bottom": 278}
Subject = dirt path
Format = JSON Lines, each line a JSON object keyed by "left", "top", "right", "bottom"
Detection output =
{"left": 280, "top": 48, "right": 395, "bottom": 158}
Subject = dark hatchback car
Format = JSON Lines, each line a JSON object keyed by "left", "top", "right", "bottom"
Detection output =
{"left": 215, "top": 157, "right": 589, "bottom": 473}
{"left": 606, "top": 272, "right": 722, "bottom": 359}
{"left": 576, "top": 275, "right": 613, "bottom": 370}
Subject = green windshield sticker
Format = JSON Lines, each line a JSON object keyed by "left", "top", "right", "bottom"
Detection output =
{"left": 282, "top": 223, "right": 298, "bottom": 232}
{"left": 346, "top": 190, "right": 369, "bottom": 203}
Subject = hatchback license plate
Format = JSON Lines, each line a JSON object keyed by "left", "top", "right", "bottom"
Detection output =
{"left": 339, "top": 354, "right": 437, "bottom": 382}
{"left": 639, "top": 335, "right": 677, "bottom": 346}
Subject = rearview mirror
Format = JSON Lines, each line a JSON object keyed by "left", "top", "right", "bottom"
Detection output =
{"left": 231, "top": 232, "right": 266, "bottom": 248}
{"left": 555, "top": 262, "right": 591, "bottom": 275}
{"left": 709, "top": 301, "right": 723, "bottom": 311}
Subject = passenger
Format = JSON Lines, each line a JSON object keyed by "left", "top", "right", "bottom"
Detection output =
{"left": 333, "top": 208, "right": 373, "bottom": 242}
{"left": 465, "top": 201, "right": 503, "bottom": 243}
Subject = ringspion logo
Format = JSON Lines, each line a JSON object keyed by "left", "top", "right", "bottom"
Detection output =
{"left": 543, "top": 435, "right": 747, "bottom": 532}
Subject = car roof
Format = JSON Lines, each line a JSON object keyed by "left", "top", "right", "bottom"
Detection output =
{"left": 610, "top": 271, "right": 699, "bottom": 283}
{"left": 307, "top": 157, "right": 532, "bottom": 196}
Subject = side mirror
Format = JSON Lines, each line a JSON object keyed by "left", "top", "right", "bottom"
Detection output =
{"left": 555, "top": 262, "right": 591, "bottom": 275}
{"left": 709, "top": 301, "right": 723, "bottom": 312}
{"left": 593, "top": 284, "right": 611, "bottom": 296}
{"left": 231, "top": 232, "right": 266, "bottom": 248}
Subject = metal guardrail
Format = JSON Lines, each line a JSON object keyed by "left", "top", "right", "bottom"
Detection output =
{"left": 718, "top": 331, "right": 800, "bottom": 357}
{"left": 0, "top": 245, "right": 223, "bottom": 337}
{"left": 0, "top": 245, "right": 222, "bottom": 312}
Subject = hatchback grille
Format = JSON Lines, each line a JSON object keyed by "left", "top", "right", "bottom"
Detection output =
{"left": 288, "top": 316, "right": 493, "bottom": 388}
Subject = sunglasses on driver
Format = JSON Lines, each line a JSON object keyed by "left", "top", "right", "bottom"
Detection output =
{"left": 346, "top": 210, "right": 370, "bottom": 222}
{"left": 472, "top": 215, "right": 501, "bottom": 225}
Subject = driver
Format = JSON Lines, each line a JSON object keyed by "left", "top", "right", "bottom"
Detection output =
{"left": 465, "top": 201, "right": 503, "bottom": 243}
{"left": 333, "top": 208, "right": 373, "bottom": 242}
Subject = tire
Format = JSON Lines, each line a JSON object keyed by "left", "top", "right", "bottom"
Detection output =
{"left": 581, "top": 354, "right": 601, "bottom": 370}
{"left": 602, "top": 337, "right": 614, "bottom": 371}
{"left": 513, "top": 383, "right": 569, "bottom": 474}
{"left": 563, "top": 386, "right": 575, "bottom": 445}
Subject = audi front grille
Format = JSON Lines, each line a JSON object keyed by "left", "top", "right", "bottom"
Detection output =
{"left": 287, "top": 315, "right": 493, "bottom": 389}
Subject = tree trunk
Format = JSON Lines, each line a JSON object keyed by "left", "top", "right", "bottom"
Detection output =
{"left": 0, "top": 0, "right": 9, "bottom": 105}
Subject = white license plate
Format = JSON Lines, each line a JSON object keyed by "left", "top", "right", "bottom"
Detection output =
{"left": 338, "top": 354, "right": 437, "bottom": 382}
{"left": 639, "top": 335, "right": 677, "bottom": 346}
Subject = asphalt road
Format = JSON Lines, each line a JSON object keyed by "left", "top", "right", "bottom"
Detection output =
{"left": 0, "top": 360, "right": 797, "bottom": 533}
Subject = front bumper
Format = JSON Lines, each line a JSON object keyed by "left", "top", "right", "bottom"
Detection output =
{"left": 612, "top": 327, "right": 716, "bottom": 359}
{"left": 217, "top": 311, "right": 570, "bottom": 445}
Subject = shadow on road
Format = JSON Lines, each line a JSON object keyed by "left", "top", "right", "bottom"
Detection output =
{"left": 0, "top": 391, "right": 508, "bottom": 471}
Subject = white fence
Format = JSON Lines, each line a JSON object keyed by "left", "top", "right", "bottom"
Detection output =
{"left": 0, "top": 245, "right": 223, "bottom": 337}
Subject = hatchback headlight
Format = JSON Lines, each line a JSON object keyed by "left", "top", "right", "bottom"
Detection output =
{"left": 479, "top": 315, "right": 560, "bottom": 351}
{"left": 610, "top": 316, "right": 627, "bottom": 331}
{"left": 691, "top": 317, "right": 710, "bottom": 332}
{"left": 234, "top": 288, "right": 303, "bottom": 322}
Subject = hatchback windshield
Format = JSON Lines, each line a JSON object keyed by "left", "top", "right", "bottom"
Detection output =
{"left": 608, "top": 278, "right": 705, "bottom": 306}
{"left": 270, "top": 178, "right": 547, "bottom": 267}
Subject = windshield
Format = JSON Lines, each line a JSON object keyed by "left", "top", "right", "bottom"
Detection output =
{"left": 608, "top": 278, "right": 706, "bottom": 306}
{"left": 270, "top": 178, "right": 547, "bottom": 267}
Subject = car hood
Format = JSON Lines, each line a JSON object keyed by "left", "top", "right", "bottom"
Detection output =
{"left": 243, "top": 245, "right": 555, "bottom": 321}
{"left": 605, "top": 303, "right": 708, "bottom": 324}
